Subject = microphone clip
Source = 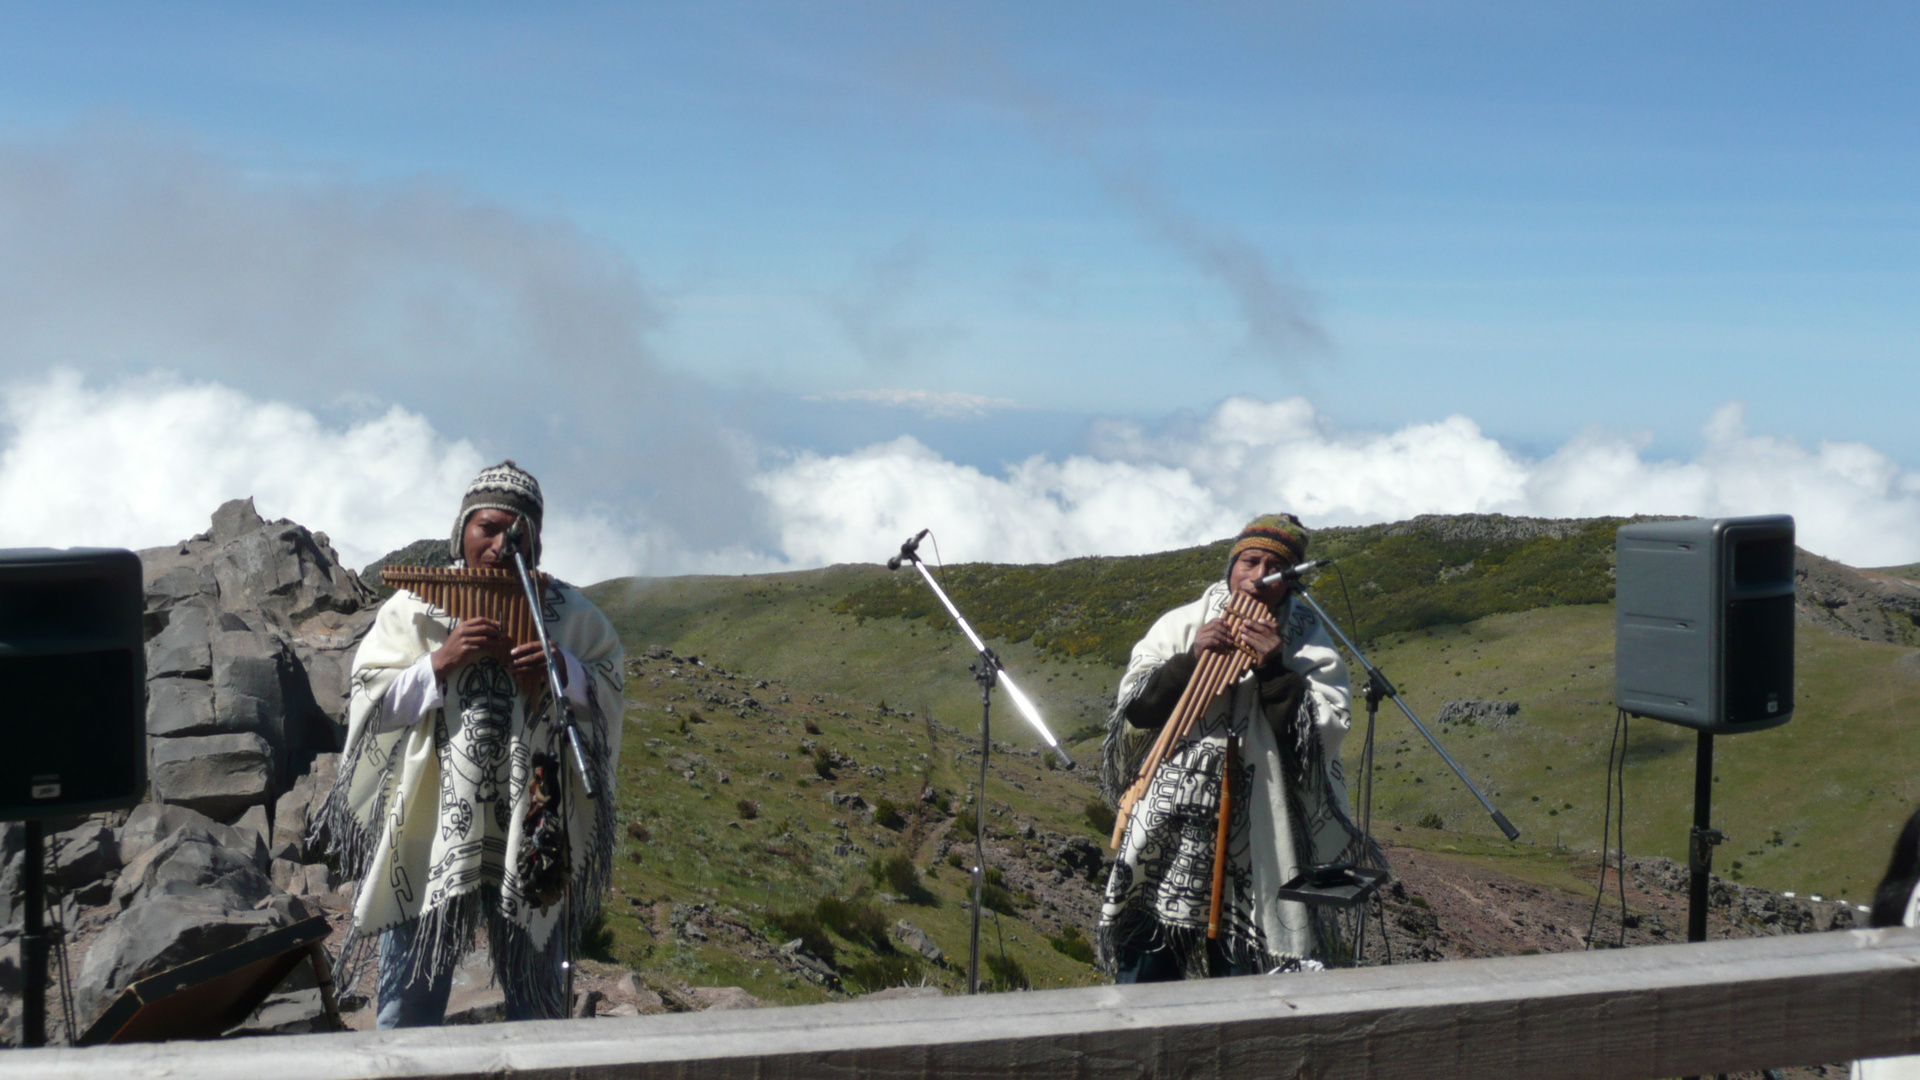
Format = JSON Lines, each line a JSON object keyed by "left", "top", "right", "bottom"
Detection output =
{"left": 886, "top": 528, "right": 930, "bottom": 571}
{"left": 1260, "top": 558, "right": 1331, "bottom": 586}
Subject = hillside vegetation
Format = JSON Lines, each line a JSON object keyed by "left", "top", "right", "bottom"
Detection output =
{"left": 832, "top": 515, "right": 1622, "bottom": 666}
{"left": 576, "top": 513, "right": 1920, "bottom": 1001}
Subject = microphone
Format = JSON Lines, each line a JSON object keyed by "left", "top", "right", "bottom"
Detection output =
{"left": 1260, "top": 558, "right": 1331, "bottom": 586}
{"left": 886, "top": 529, "right": 930, "bottom": 571}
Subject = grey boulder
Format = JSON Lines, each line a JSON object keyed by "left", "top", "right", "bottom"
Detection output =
{"left": 76, "top": 894, "right": 303, "bottom": 1029}
{"left": 146, "top": 602, "right": 213, "bottom": 679}
{"left": 149, "top": 733, "right": 273, "bottom": 820}
{"left": 112, "top": 830, "right": 272, "bottom": 912}
{"left": 119, "top": 802, "right": 267, "bottom": 870}
{"left": 146, "top": 678, "right": 218, "bottom": 737}
{"left": 51, "top": 821, "right": 120, "bottom": 905}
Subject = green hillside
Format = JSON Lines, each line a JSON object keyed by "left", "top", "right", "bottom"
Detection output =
{"left": 582, "top": 514, "right": 1920, "bottom": 999}
{"left": 831, "top": 515, "right": 1623, "bottom": 666}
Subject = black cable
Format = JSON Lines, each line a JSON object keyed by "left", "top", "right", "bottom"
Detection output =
{"left": 1587, "top": 708, "right": 1630, "bottom": 949}
{"left": 42, "top": 840, "right": 76, "bottom": 1044}
{"left": 1329, "top": 562, "right": 1361, "bottom": 647}
{"left": 1615, "top": 713, "right": 1629, "bottom": 944}
{"left": 1373, "top": 889, "right": 1393, "bottom": 966}
{"left": 1327, "top": 559, "right": 1389, "bottom": 966}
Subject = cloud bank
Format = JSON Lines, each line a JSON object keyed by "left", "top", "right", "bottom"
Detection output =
{"left": 752, "top": 397, "right": 1920, "bottom": 570}
{"left": 6, "top": 370, "right": 1907, "bottom": 583}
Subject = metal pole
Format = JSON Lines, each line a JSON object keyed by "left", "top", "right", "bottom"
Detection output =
{"left": 1689, "top": 731, "right": 1717, "bottom": 944}
{"left": 908, "top": 559, "right": 1071, "bottom": 768}
{"left": 508, "top": 545, "right": 595, "bottom": 800}
{"left": 968, "top": 663, "right": 993, "bottom": 995}
{"left": 22, "top": 819, "right": 45, "bottom": 1048}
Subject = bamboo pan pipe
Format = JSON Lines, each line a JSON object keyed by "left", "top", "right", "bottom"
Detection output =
{"left": 1109, "top": 589, "right": 1271, "bottom": 849}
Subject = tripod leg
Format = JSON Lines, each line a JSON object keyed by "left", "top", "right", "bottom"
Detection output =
{"left": 1207, "top": 735, "right": 1237, "bottom": 941}
{"left": 307, "top": 943, "right": 346, "bottom": 1032}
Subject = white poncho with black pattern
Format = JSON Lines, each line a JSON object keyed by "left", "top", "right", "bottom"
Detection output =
{"left": 316, "top": 576, "right": 623, "bottom": 1012}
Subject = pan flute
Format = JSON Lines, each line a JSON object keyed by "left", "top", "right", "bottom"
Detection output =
{"left": 381, "top": 565, "right": 550, "bottom": 649}
{"left": 1109, "top": 588, "right": 1272, "bottom": 849}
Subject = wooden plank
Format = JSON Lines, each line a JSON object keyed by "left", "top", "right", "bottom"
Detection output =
{"left": 8, "top": 928, "right": 1920, "bottom": 1080}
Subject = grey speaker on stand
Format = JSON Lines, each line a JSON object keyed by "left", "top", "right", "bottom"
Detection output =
{"left": 1615, "top": 516, "right": 1795, "bottom": 945}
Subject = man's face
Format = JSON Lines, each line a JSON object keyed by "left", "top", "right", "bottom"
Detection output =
{"left": 1229, "top": 547, "right": 1293, "bottom": 605}
{"left": 462, "top": 508, "right": 530, "bottom": 568}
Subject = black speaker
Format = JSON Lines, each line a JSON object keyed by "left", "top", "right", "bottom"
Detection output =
{"left": 0, "top": 548, "right": 146, "bottom": 820}
{"left": 1614, "top": 515, "right": 1794, "bottom": 734}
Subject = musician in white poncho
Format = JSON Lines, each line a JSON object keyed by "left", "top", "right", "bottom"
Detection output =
{"left": 315, "top": 461, "right": 623, "bottom": 1027}
{"left": 1098, "top": 513, "right": 1367, "bottom": 981}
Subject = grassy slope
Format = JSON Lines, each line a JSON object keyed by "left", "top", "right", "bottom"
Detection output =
{"left": 605, "top": 663, "right": 1110, "bottom": 1002}
{"left": 1349, "top": 606, "right": 1920, "bottom": 903}
{"left": 584, "top": 521, "right": 1920, "bottom": 996}
{"left": 591, "top": 569, "right": 1120, "bottom": 1003}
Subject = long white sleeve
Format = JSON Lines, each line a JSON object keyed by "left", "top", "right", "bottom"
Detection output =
{"left": 559, "top": 649, "right": 590, "bottom": 711}
{"left": 370, "top": 649, "right": 589, "bottom": 735}
{"left": 369, "top": 653, "right": 443, "bottom": 734}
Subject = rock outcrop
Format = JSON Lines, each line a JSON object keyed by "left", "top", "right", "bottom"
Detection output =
{"left": 0, "top": 501, "right": 380, "bottom": 1044}
{"left": 1795, "top": 549, "right": 1920, "bottom": 645}
{"left": 139, "top": 498, "right": 378, "bottom": 813}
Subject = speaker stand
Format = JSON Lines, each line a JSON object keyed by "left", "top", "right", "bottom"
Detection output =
{"left": 1687, "top": 731, "right": 1723, "bottom": 943}
{"left": 21, "top": 819, "right": 46, "bottom": 1047}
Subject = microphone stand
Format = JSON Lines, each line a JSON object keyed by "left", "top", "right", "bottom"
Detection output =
{"left": 1267, "top": 565, "right": 1519, "bottom": 844}
{"left": 886, "top": 531, "right": 1071, "bottom": 994}
{"left": 505, "top": 524, "right": 594, "bottom": 1014}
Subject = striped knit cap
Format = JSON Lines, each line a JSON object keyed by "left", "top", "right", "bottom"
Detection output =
{"left": 1225, "top": 513, "right": 1308, "bottom": 575}
{"left": 449, "top": 460, "right": 544, "bottom": 566}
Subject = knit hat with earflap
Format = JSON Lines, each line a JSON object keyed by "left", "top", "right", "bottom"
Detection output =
{"left": 1224, "top": 513, "right": 1308, "bottom": 577}
{"left": 449, "top": 460, "right": 544, "bottom": 566}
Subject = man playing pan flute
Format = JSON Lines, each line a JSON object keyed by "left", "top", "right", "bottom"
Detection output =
{"left": 1097, "top": 514, "right": 1366, "bottom": 982}
{"left": 316, "top": 461, "right": 624, "bottom": 1027}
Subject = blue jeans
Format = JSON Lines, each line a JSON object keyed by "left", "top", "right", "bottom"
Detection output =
{"left": 375, "top": 917, "right": 566, "bottom": 1028}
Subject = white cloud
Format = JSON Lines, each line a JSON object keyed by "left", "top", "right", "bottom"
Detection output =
{"left": 0, "top": 370, "right": 484, "bottom": 571}
{"left": 2, "top": 371, "right": 1913, "bottom": 583}
{"left": 755, "top": 397, "right": 1920, "bottom": 569}
{"left": 0, "top": 369, "right": 784, "bottom": 585}
{"left": 801, "top": 389, "right": 1019, "bottom": 418}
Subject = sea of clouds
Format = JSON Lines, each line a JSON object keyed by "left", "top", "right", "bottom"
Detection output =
{"left": 2, "top": 369, "right": 1916, "bottom": 584}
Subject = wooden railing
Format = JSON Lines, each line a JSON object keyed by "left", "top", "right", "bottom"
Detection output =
{"left": 7, "top": 928, "right": 1920, "bottom": 1080}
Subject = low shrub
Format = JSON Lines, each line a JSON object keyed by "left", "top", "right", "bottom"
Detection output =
{"left": 767, "top": 909, "right": 836, "bottom": 965}
{"left": 950, "top": 811, "right": 978, "bottom": 841}
{"left": 816, "top": 896, "right": 891, "bottom": 952}
{"left": 872, "top": 797, "right": 906, "bottom": 830}
{"left": 579, "top": 908, "right": 617, "bottom": 962}
{"left": 984, "top": 952, "right": 1029, "bottom": 991}
{"left": 1084, "top": 798, "right": 1117, "bottom": 836}
{"left": 842, "top": 954, "right": 921, "bottom": 993}
{"left": 869, "top": 852, "right": 936, "bottom": 905}
{"left": 979, "top": 882, "right": 1018, "bottom": 916}
{"left": 735, "top": 799, "right": 759, "bottom": 820}
{"left": 812, "top": 747, "right": 835, "bottom": 779}
{"left": 1047, "top": 924, "right": 1095, "bottom": 965}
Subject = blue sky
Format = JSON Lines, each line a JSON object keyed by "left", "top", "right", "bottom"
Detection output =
{"left": 0, "top": 3, "right": 1914, "bottom": 576}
